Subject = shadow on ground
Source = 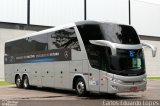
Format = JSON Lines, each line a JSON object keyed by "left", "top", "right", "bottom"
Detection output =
{"left": 11, "top": 86, "right": 142, "bottom": 100}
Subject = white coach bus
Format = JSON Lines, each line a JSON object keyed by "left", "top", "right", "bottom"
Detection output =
{"left": 4, "top": 21, "right": 156, "bottom": 96}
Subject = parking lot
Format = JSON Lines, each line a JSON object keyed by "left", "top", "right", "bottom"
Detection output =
{"left": 0, "top": 80, "right": 160, "bottom": 106}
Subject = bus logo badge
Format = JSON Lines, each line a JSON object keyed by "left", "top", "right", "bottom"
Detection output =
{"left": 8, "top": 56, "right": 15, "bottom": 63}
{"left": 64, "top": 51, "right": 69, "bottom": 59}
{"left": 129, "top": 50, "right": 135, "bottom": 57}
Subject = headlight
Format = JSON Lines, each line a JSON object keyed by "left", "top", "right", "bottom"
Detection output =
{"left": 143, "top": 77, "right": 147, "bottom": 82}
{"left": 113, "top": 79, "right": 123, "bottom": 84}
{"left": 111, "top": 85, "right": 119, "bottom": 90}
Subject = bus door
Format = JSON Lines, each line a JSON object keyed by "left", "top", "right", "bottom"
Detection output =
{"left": 99, "top": 51, "right": 109, "bottom": 93}
{"left": 87, "top": 49, "right": 100, "bottom": 92}
{"left": 88, "top": 68, "right": 100, "bottom": 92}
{"left": 87, "top": 46, "right": 110, "bottom": 92}
{"left": 99, "top": 71, "right": 108, "bottom": 92}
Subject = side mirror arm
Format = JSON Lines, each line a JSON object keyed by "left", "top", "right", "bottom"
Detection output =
{"left": 89, "top": 40, "right": 117, "bottom": 56}
{"left": 142, "top": 43, "right": 157, "bottom": 57}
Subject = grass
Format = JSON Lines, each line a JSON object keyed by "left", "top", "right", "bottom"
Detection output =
{"left": 147, "top": 77, "right": 160, "bottom": 80}
{"left": 0, "top": 81, "right": 15, "bottom": 86}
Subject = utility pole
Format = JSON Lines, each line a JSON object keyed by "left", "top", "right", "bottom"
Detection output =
{"left": 84, "top": 0, "right": 87, "bottom": 20}
{"left": 27, "top": 0, "right": 30, "bottom": 25}
{"left": 129, "top": 0, "right": 131, "bottom": 25}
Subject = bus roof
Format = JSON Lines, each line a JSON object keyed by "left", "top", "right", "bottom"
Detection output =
{"left": 75, "top": 20, "right": 131, "bottom": 26}
{"left": 5, "top": 23, "right": 76, "bottom": 43}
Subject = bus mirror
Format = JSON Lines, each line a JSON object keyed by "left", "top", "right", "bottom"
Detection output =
{"left": 89, "top": 40, "right": 117, "bottom": 56}
{"left": 142, "top": 43, "right": 157, "bottom": 57}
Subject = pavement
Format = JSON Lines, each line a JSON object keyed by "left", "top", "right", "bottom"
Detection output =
{"left": 0, "top": 80, "right": 160, "bottom": 106}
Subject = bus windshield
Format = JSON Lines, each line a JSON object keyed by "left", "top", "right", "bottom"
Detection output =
{"left": 109, "top": 49, "right": 145, "bottom": 76}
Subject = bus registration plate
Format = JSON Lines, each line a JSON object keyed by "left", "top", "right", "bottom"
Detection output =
{"left": 130, "top": 86, "right": 138, "bottom": 92}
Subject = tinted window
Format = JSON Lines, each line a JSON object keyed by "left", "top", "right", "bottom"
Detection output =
{"left": 5, "top": 27, "right": 81, "bottom": 56}
{"left": 108, "top": 49, "right": 145, "bottom": 76}
{"left": 48, "top": 27, "right": 80, "bottom": 51}
{"left": 77, "top": 23, "right": 140, "bottom": 45}
{"left": 101, "top": 23, "right": 140, "bottom": 44}
{"left": 77, "top": 24, "right": 103, "bottom": 43}
{"left": 5, "top": 34, "right": 48, "bottom": 55}
{"left": 85, "top": 44, "right": 110, "bottom": 71}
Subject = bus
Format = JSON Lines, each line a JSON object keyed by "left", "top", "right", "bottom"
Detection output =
{"left": 4, "top": 21, "right": 156, "bottom": 96}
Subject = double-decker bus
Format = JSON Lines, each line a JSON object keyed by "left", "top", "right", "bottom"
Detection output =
{"left": 4, "top": 21, "right": 156, "bottom": 96}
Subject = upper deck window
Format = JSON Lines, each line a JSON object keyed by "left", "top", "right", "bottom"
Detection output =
{"left": 77, "top": 23, "right": 140, "bottom": 45}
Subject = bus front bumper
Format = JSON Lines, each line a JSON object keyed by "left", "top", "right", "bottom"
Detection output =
{"left": 107, "top": 79, "right": 147, "bottom": 94}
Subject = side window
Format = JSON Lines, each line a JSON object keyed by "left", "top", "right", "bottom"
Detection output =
{"left": 5, "top": 39, "right": 35, "bottom": 55}
{"left": 86, "top": 45, "right": 110, "bottom": 71}
{"left": 5, "top": 34, "right": 48, "bottom": 55}
{"left": 48, "top": 27, "right": 81, "bottom": 51}
{"left": 29, "top": 34, "right": 48, "bottom": 52}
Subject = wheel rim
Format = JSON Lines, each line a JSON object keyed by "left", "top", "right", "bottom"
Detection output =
{"left": 16, "top": 77, "right": 21, "bottom": 87}
{"left": 77, "top": 81, "right": 85, "bottom": 94}
{"left": 23, "top": 78, "right": 28, "bottom": 88}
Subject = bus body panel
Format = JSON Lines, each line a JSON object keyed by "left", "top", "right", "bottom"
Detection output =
{"left": 29, "top": 63, "right": 42, "bottom": 87}
{"left": 54, "top": 61, "right": 70, "bottom": 89}
{"left": 88, "top": 68, "right": 100, "bottom": 92}
{"left": 5, "top": 64, "right": 17, "bottom": 84}
{"left": 41, "top": 62, "right": 55, "bottom": 87}
{"left": 99, "top": 71, "right": 108, "bottom": 92}
{"left": 82, "top": 60, "right": 89, "bottom": 91}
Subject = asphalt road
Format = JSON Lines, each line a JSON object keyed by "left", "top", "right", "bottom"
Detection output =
{"left": 0, "top": 80, "right": 160, "bottom": 106}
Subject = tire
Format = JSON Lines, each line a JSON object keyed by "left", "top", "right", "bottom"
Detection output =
{"left": 15, "top": 75, "right": 22, "bottom": 88}
{"left": 108, "top": 93, "right": 116, "bottom": 95}
{"left": 75, "top": 78, "right": 87, "bottom": 96}
{"left": 22, "top": 75, "right": 30, "bottom": 89}
{"left": 107, "top": 93, "right": 117, "bottom": 97}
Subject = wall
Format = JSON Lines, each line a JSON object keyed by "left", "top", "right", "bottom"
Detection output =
{"left": 141, "top": 39, "right": 160, "bottom": 77}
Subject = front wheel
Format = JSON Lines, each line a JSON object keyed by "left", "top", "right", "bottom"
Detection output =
{"left": 22, "top": 75, "right": 30, "bottom": 89}
{"left": 75, "top": 78, "right": 87, "bottom": 96}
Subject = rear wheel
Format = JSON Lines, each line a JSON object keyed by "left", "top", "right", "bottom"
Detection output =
{"left": 75, "top": 78, "right": 87, "bottom": 96}
{"left": 15, "top": 75, "right": 22, "bottom": 88}
{"left": 22, "top": 75, "right": 30, "bottom": 89}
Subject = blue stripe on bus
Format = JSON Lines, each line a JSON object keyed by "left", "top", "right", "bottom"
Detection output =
{"left": 25, "top": 58, "right": 56, "bottom": 63}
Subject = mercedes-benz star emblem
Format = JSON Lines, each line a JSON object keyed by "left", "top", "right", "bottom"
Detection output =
{"left": 64, "top": 51, "right": 69, "bottom": 59}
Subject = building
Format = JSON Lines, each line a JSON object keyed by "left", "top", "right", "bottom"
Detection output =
{"left": 0, "top": 0, "right": 160, "bottom": 80}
